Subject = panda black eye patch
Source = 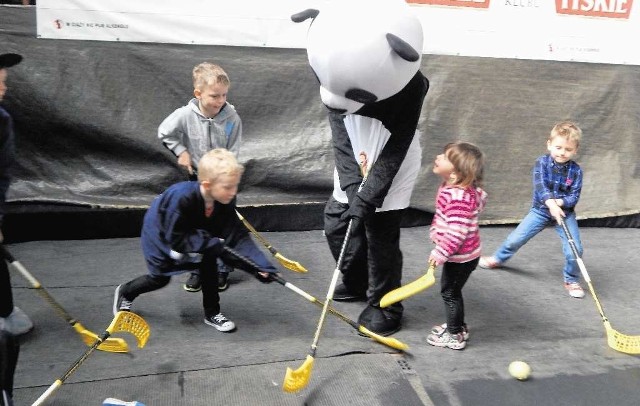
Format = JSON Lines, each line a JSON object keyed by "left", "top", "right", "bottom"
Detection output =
{"left": 345, "top": 88, "right": 378, "bottom": 104}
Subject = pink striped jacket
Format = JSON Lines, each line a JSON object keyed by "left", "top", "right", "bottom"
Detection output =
{"left": 429, "top": 183, "right": 488, "bottom": 265}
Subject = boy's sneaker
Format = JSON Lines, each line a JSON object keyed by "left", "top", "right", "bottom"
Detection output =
{"left": 218, "top": 272, "right": 229, "bottom": 291}
{"left": 0, "top": 306, "right": 34, "bottom": 335}
{"left": 479, "top": 256, "right": 500, "bottom": 269}
{"left": 184, "top": 273, "right": 201, "bottom": 292}
{"left": 426, "top": 331, "right": 466, "bottom": 350}
{"left": 431, "top": 323, "right": 469, "bottom": 341}
{"left": 204, "top": 313, "right": 236, "bottom": 332}
{"left": 564, "top": 282, "right": 585, "bottom": 298}
{"left": 113, "top": 284, "right": 133, "bottom": 315}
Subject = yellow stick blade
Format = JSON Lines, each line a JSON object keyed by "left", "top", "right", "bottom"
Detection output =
{"left": 110, "top": 312, "right": 151, "bottom": 348}
{"left": 96, "top": 338, "right": 130, "bottom": 353}
{"left": 73, "top": 322, "right": 130, "bottom": 353}
{"left": 282, "top": 355, "right": 314, "bottom": 393}
{"left": 380, "top": 267, "right": 436, "bottom": 308}
{"left": 358, "top": 326, "right": 409, "bottom": 351}
{"left": 605, "top": 322, "right": 640, "bottom": 355}
{"left": 274, "top": 253, "right": 308, "bottom": 273}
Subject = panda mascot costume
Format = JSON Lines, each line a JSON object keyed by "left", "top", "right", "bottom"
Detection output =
{"left": 293, "top": 0, "right": 429, "bottom": 335}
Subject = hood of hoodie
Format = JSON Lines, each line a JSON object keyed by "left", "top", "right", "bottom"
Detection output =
{"left": 187, "top": 98, "right": 236, "bottom": 122}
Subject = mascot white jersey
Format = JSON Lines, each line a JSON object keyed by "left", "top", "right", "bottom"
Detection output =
{"left": 293, "top": 0, "right": 429, "bottom": 336}
{"left": 332, "top": 117, "right": 422, "bottom": 211}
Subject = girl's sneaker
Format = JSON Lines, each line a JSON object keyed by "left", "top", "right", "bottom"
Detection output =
{"left": 426, "top": 331, "right": 466, "bottom": 350}
{"left": 430, "top": 323, "right": 469, "bottom": 341}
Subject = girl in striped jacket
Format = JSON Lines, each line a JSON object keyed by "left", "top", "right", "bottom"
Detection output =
{"left": 426, "top": 141, "right": 487, "bottom": 350}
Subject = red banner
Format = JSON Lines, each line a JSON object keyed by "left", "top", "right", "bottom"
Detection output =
{"left": 555, "top": 0, "right": 633, "bottom": 18}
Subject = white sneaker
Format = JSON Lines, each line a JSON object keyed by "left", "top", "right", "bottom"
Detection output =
{"left": 204, "top": 313, "right": 236, "bottom": 332}
{"left": 0, "top": 306, "right": 34, "bottom": 335}
{"left": 564, "top": 282, "right": 585, "bottom": 299}
{"left": 431, "top": 323, "right": 469, "bottom": 341}
{"left": 479, "top": 256, "right": 500, "bottom": 269}
{"left": 426, "top": 331, "right": 466, "bottom": 350}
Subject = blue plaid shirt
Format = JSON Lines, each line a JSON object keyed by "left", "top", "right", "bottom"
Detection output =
{"left": 532, "top": 154, "right": 582, "bottom": 213}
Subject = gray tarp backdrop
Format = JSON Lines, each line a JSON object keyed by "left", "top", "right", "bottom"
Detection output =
{"left": 2, "top": 6, "right": 639, "bottom": 228}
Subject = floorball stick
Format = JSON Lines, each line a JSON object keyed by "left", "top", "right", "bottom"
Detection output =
{"left": 222, "top": 246, "right": 408, "bottom": 352}
{"left": 282, "top": 217, "right": 355, "bottom": 393}
{"left": 193, "top": 167, "right": 304, "bottom": 273}
{"left": 271, "top": 273, "right": 408, "bottom": 351}
{"left": 0, "top": 245, "right": 129, "bottom": 353}
{"left": 31, "top": 311, "right": 150, "bottom": 406}
{"left": 559, "top": 218, "right": 640, "bottom": 354}
{"left": 380, "top": 261, "right": 436, "bottom": 308}
{"left": 236, "top": 210, "right": 308, "bottom": 273}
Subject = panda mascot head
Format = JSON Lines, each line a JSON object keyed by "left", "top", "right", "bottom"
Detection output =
{"left": 292, "top": 0, "right": 424, "bottom": 115}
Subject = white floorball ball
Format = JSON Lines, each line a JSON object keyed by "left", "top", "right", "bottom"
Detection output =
{"left": 508, "top": 361, "right": 531, "bottom": 381}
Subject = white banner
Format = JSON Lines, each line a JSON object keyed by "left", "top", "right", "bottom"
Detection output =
{"left": 36, "top": 0, "right": 639, "bottom": 65}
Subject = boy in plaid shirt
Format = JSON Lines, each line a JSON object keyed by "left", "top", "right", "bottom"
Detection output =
{"left": 480, "top": 121, "right": 585, "bottom": 299}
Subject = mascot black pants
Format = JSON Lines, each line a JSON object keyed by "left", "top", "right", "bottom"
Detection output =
{"left": 324, "top": 196, "right": 404, "bottom": 313}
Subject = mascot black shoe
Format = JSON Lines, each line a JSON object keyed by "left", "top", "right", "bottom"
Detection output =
{"left": 358, "top": 305, "right": 402, "bottom": 337}
{"left": 333, "top": 283, "right": 367, "bottom": 302}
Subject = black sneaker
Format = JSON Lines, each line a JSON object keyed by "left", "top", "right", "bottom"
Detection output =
{"left": 204, "top": 313, "right": 236, "bottom": 332}
{"left": 113, "top": 284, "right": 133, "bottom": 316}
{"left": 218, "top": 272, "right": 229, "bottom": 291}
{"left": 184, "top": 273, "right": 201, "bottom": 292}
{"left": 333, "top": 284, "right": 366, "bottom": 301}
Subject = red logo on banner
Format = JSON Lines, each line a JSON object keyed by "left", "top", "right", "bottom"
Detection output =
{"left": 407, "top": 0, "right": 490, "bottom": 8}
{"left": 555, "top": 0, "right": 633, "bottom": 18}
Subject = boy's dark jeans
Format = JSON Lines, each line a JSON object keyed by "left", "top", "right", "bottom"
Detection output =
{"left": 121, "top": 249, "right": 221, "bottom": 316}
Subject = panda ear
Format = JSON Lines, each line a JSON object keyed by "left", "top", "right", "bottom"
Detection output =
{"left": 386, "top": 33, "right": 420, "bottom": 62}
{"left": 291, "top": 9, "right": 320, "bottom": 23}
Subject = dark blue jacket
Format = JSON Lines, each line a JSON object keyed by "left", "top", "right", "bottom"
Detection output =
{"left": 0, "top": 106, "right": 15, "bottom": 227}
{"left": 141, "top": 181, "right": 249, "bottom": 275}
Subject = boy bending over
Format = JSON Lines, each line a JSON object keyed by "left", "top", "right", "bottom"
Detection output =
{"left": 113, "top": 149, "right": 276, "bottom": 332}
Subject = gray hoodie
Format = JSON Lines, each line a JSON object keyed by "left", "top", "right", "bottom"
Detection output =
{"left": 158, "top": 98, "right": 242, "bottom": 167}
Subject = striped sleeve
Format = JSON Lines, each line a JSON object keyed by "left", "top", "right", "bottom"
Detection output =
{"left": 429, "top": 186, "right": 484, "bottom": 265}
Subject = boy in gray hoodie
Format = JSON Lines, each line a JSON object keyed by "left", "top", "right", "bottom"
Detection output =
{"left": 159, "top": 62, "right": 242, "bottom": 293}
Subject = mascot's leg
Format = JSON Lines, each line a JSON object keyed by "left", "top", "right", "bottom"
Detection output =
{"left": 357, "top": 209, "right": 404, "bottom": 336}
{"left": 323, "top": 196, "right": 368, "bottom": 299}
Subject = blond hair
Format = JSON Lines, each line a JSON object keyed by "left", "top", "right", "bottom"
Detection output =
{"left": 192, "top": 62, "right": 230, "bottom": 90}
{"left": 549, "top": 120, "right": 582, "bottom": 146}
{"left": 197, "top": 148, "right": 244, "bottom": 183}
{"left": 444, "top": 141, "right": 485, "bottom": 188}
